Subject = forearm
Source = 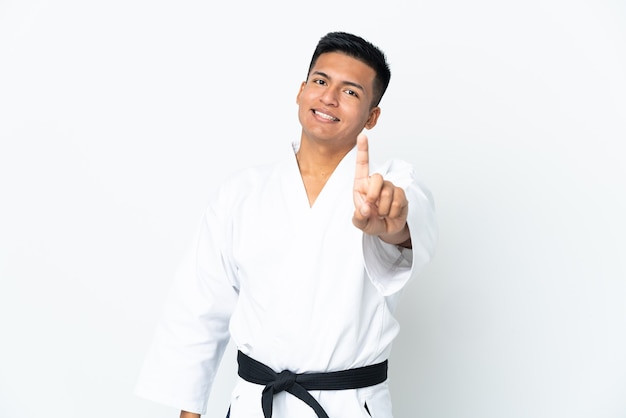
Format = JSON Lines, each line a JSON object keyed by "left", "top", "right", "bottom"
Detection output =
{"left": 180, "top": 411, "right": 200, "bottom": 418}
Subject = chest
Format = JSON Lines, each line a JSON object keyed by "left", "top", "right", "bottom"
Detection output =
{"left": 229, "top": 173, "right": 362, "bottom": 285}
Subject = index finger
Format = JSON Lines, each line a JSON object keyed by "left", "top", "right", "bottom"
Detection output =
{"left": 354, "top": 132, "right": 370, "bottom": 181}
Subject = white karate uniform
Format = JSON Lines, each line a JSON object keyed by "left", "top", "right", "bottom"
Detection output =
{"left": 135, "top": 142, "right": 437, "bottom": 417}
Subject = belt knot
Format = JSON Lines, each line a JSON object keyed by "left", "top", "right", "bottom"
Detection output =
{"left": 272, "top": 369, "right": 296, "bottom": 393}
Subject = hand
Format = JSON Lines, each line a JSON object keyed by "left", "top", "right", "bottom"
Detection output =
{"left": 352, "top": 133, "right": 411, "bottom": 246}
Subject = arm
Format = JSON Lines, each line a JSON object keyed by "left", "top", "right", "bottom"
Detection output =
{"left": 353, "top": 133, "right": 437, "bottom": 295}
{"left": 135, "top": 202, "right": 239, "bottom": 414}
{"left": 352, "top": 133, "right": 412, "bottom": 247}
{"left": 180, "top": 411, "right": 200, "bottom": 418}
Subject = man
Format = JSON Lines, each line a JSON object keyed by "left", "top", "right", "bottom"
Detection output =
{"left": 135, "top": 31, "right": 437, "bottom": 418}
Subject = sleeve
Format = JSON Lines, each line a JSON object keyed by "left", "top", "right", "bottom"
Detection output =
{"left": 134, "top": 202, "right": 239, "bottom": 414}
{"left": 362, "top": 159, "right": 438, "bottom": 296}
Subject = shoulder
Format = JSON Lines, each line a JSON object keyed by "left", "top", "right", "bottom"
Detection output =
{"left": 372, "top": 159, "right": 417, "bottom": 188}
{"left": 207, "top": 157, "right": 290, "bottom": 208}
{"left": 224, "top": 158, "right": 288, "bottom": 189}
{"left": 219, "top": 142, "right": 296, "bottom": 191}
{"left": 374, "top": 158, "right": 435, "bottom": 206}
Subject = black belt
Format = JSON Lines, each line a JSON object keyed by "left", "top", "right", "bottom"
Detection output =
{"left": 236, "top": 350, "right": 388, "bottom": 418}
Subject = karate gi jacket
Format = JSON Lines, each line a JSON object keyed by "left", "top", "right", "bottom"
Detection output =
{"left": 135, "top": 141, "right": 438, "bottom": 417}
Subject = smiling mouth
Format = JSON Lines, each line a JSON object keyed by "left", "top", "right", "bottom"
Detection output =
{"left": 314, "top": 110, "right": 339, "bottom": 122}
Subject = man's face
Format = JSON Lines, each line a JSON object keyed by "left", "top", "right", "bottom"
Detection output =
{"left": 296, "top": 52, "right": 380, "bottom": 149}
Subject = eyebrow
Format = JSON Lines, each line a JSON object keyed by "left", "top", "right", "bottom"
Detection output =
{"left": 312, "top": 70, "right": 366, "bottom": 93}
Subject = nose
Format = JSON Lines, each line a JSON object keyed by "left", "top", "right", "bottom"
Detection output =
{"left": 320, "top": 86, "right": 339, "bottom": 107}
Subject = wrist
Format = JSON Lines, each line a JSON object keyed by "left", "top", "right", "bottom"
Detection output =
{"left": 378, "top": 225, "right": 412, "bottom": 248}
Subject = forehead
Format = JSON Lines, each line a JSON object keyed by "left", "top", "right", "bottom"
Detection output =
{"left": 310, "top": 52, "right": 376, "bottom": 89}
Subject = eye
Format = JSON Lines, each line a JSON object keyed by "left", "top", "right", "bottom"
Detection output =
{"left": 313, "top": 79, "right": 327, "bottom": 86}
{"left": 345, "top": 89, "right": 358, "bottom": 97}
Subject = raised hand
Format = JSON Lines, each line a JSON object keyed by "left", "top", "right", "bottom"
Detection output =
{"left": 352, "top": 133, "right": 411, "bottom": 247}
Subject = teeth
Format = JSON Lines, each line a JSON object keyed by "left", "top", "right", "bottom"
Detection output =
{"left": 315, "top": 110, "right": 338, "bottom": 121}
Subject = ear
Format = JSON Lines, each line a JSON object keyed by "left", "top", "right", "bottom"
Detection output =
{"left": 295, "top": 81, "right": 306, "bottom": 104}
{"left": 364, "top": 106, "right": 381, "bottom": 130}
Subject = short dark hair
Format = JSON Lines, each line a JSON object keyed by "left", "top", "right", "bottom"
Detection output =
{"left": 306, "top": 32, "right": 391, "bottom": 108}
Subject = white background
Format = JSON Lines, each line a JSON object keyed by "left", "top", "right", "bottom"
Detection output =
{"left": 1, "top": 0, "right": 625, "bottom": 417}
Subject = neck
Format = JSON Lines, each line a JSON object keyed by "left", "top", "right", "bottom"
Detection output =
{"left": 295, "top": 136, "right": 354, "bottom": 178}
{"left": 295, "top": 137, "right": 354, "bottom": 206}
